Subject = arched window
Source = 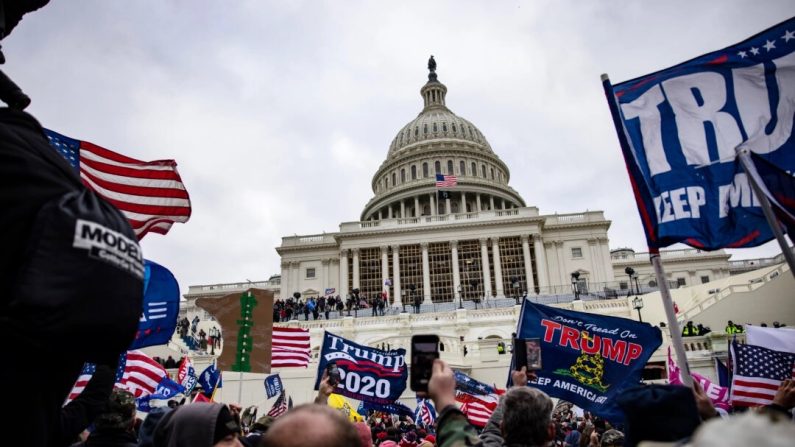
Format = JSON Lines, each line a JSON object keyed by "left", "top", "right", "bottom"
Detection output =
{"left": 460, "top": 160, "right": 466, "bottom": 176}
{"left": 442, "top": 122, "right": 447, "bottom": 132}
{"left": 482, "top": 165, "right": 487, "bottom": 178}
{"left": 423, "top": 205, "right": 430, "bottom": 215}
{"left": 452, "top": 122, "right": 457, "bottom": 133}
{"left": 401, "top": 169, "right": 406, "bottom": 183}
{"left": 433, "top": 123, "right": 437, "bottom": 132}
{"left": 447, "top": 160, "right": 454, "bottom": 175}
{"left": 392, "top": 173, "right": 396, "bottom": 186}
{"left": 472, "top": 162, "right": 477, "bottom": 177}
{"left": 423, "top": 124, "right": 428, "bottom": 134}
{"left": 434, "top": 161, "right": 441, "bottom": 174}
{"left": 423, "top": 162, "right": 429, "bottom": 178}
{"left": 491, "top": 168, "right": 495, "bottom": 180}
{"left": 414, "top": 126, "right": 419, "bottom": 137}
{"left": 411, "top": 165, "right": 417, "bottom": 180}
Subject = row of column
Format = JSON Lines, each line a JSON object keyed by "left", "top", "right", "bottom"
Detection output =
{"left": 373, "top": 192, "right": 515, "bottom": 220}
{"left": 339, "top": 234, "right": 549, "bottom": 306}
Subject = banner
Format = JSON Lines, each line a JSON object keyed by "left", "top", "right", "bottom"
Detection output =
{"left": 264, "top": 374, "right": 284, "bottom": 399}
{"left": 328, "top": 393, "right": 364, "bottom": 422}
{"left": 177, "top": 356, "right": 197, "bottom": 394}
{"left": 325, "top": 288, "right": 336, "bottom": 295}
{"left": 130, "top": 260, "right": 180, "bottom": 349}
{"left": 606, "top": 17, "right": 795, "bottom": 250}
{"left": 667, "top": 348, "right": 729, "bottom": 412}
{"left": 135, "top": 377, "right": 185, "bottom": 412}
{"left": 314, "top": 331, "right": 407, "bottom": 404}
{"left": 515, "top": 302, "right": 662, "bottom": 422}
{"left": 196, "top": 288, "right": 274, "bottom": 373}
{"left": 358, "top": 400, "right": 415, "bottom": 418}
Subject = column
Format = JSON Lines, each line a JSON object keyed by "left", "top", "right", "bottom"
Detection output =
{"left": 460, "top": 192, "right": 467, "bottom": 214}
{"left": 489, "top": 196, "right": 495, "bottom": 211}
{"left": 388, "top": 205, "right": 393, "bottom": 219}
{"left": 445, "top": 197, "right": 452, "bottom": 215}
{"left": 414, "top": 196, "right": 420, "bottom": 217}
{"left": 291, "top": 261, "right": 300, "bottom": 295}
{"left": 588, "top": 239, "right": 602, "bottom": 283}
{"left": 479, "top": 238, "right": 492, "bottom": 298}
{"left": 430, "top": 194, "right": 436, "bottom": 216}
{"left": 391, "top": 244, "right": 402, "bottom": 307}
{"left": 451, "top": 241, "right": 461, "bottom": 302}
{"left": 281, "top": 262, "right": 291, "bottom": 298}
{"left": 476, "top": 194, "right": 482, "bottom": 212}
{"left": 492, "top": 238, "right": 504, "bottom": 298}
{"left": 501, "top": 199, "right": 506, "bottom": 210}
{"left": 532, "top": 233, "right": 548, "bottom": 292}
{"left": 555, "top": 241, "right": 566, "bottom": 286}
{"left": 339, "top": 250, "right": 349, "bottom": 298}
{"left": 321, "top": 259, "right": 330, "bottom": 292}
{"left": 521, "top": 235, "right": 536, "bottom": 293}
{"left": 400, "top": 200, "right": 406, "bottom": 219}
{"left": 421, "top": 242, "right": 431, "bottom": 304}
{"left": 381, "top": 246, "right": 389, "bottom": 298}
{"left": 352, "top": 248, "right": 360, "bottom": 290}
{"left": 378, "top": 209, "right": 383, "bottom": 220}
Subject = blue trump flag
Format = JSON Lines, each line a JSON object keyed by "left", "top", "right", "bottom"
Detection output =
{"left": 264, "top": 374, "right": 284, "bottom": 399}
{"left": 135, "top": 377, "right": 185, "bottom": 412}
{"left": 514, "top": 302, "right": 662, "bottom": 422}
{"left": 314, "top": 331, "right": 407, "bottom": 405}
{"left": 130, "top": 259, "right": 180, "bottom": 349}
{"left": 604, "top": 17, "right": 795, "bottom": 250}
{"left": 198, "top": 363, "right": 222, "bottom": 397}
{"left": 358, "top": 400, "right": 415, "bottom": 418}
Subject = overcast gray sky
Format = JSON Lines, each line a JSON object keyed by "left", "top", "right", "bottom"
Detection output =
{"left": 7, "top": 1, "right": 795, "bottom": 293}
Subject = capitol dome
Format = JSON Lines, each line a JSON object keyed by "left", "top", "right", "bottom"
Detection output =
{"left": 361, "top": 57, "right": 526, "bottom": 221}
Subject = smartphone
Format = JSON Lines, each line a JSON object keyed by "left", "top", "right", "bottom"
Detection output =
{"left": 514, "top": 337, "right": 542, "bottom": 371}
{"left": 410, "top": 334, "right": 440, "bottom": 392}
{"left": 326, "top": 362, "right": 341, "bottom": 387}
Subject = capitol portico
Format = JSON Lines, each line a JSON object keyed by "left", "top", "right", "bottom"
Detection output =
{"left": 277, "top": 60, "right": 616, "bottom": 305}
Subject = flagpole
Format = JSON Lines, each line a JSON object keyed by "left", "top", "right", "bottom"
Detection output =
{"left": 601, "top": 73, "right": 693, "bottom": 388}
{"left": 651, "top": 254, "right": 693, "bottom": 387}
{"left": 737, "top": 148, "right": 795, "bottom": 278}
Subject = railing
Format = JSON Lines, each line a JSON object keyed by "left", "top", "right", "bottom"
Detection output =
{"left": 339, "top": 207, "right": 542, "bottom": 232}
{"left": 544, "top": 211, "right": 605, "bottom": 225}
{"left": 187, "top": 280, "right": 280, "bottom": 294}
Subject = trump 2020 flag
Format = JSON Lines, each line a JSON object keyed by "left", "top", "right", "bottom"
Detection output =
{"left": 604, "top": 17, "right": 795, "bottom": 250}
{"left": 314, "top": 331, "right": 407, "bottom": 405}
{"left": 264, "top": 374, "right": 284, "bottom": 399}
{"left": 515, "top": 302, "right": 661, "bottom": 422}
{"left": 177, "top": 356, "right": 198, "bottom": 394}
{"left": 130, "top": 260, "right": 180, "bottom": 349}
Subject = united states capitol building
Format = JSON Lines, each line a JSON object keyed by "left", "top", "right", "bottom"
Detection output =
{"left": 174, "top": 61, "right": 794, "bottom": 407}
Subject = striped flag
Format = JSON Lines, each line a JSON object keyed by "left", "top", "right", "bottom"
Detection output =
{"left": 117, "top": 350, "right": 169, "bottom": 398}
{"left": 272, "top": 327, "right": 311, "bottom": 368}
{"left": 414, "top": 398, "right": 436, "bottom": 427}
{"left": 458, "top": 394, "right": 498, "bottom": 428}
{"left": 66, "top": 363, "right": 97, "bottom": 404}
{"left": 730, "top": 340, "right": 795, "bottom": 406}
{"left": 435, "top": 173, "right": 457, "bottom": 188}
{"left": 45, "top": 129, "right": 192, "bottom": 239}
{"left": 267, "top": 390, "right": 289, "bottom": 418}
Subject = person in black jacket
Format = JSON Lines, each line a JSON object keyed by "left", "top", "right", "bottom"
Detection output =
{"left": 71, "top": 389, "right": 139, "bottom": 447}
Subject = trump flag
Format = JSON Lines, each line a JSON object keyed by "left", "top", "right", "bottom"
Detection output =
{"left": 515, "top": 302, "right": 661, "bottom": 422}
{"left": 314, "top": 331, "right": 407, "bottom": 405}
{"left": 604, "top": 17, "right": 795, "bottom": 250}
{"left": 130, "top": 260, "right": 180, "bottom": 349}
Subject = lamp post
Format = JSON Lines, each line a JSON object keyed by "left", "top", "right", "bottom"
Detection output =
{"left": 633, "top": 295, "right": 644, "bottom": 323}
{"left": 571, "top": 272, "right": 580, "bottom": 300}
{"left": 625, "top": 266, "right": 640, "bottom": 295}
{"left": 352, "top": 288, "right": 360, "bottom": 318}
{"left": 408, "top": 284, "right": 416, "bottom": 314}
{"left": 457, "top": 284, "right": 463, "bottom": 309}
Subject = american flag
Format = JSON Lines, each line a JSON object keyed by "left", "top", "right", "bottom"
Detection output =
{"left": 267, "top": 390, "right": 289, "bottom": 418}
{"left": 45, "top": 129, "right": 191, "bottom": 239}
{"left": 272, "top": 327, "right": 311, "bottom": 368}
{"left": 66, "top": 363, "right": 97, "bottom": 404}
{"left": 730, "top": 341, "right": 795, "bottom": 406}
{"left": 458, "top": 393, "right": 498, "bottom": 428}
{"left": 435, "top": 173, "right": 457, "bottom": 188}
{"left": 117, "top": 350, "right": 169, "bottom": 398}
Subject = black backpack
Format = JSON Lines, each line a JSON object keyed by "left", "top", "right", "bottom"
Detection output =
{"left": 0, "top": 109, "right": 143, "bottom": 363}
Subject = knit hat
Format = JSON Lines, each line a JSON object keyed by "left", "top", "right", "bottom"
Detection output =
{"left": 423, "top": 434, "right": 436, "bottom": 444}
{"left": 616, "top": 384, "right": 700, "bottom": 447}
{"left": 138, "top": 407, "right": 173, "bottom": 447}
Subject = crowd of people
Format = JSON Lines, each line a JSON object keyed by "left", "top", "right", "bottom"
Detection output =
{"left": 272, "top": 293, "right": 396, "bottom": 322}
{"left": 681, "top": 319, "right": 789, "bottom": 337}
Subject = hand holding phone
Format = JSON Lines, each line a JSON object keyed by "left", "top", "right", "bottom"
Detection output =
{"left": 514, "top": 337, "right": 542, "bottom": 372}
{"left": 326, "top": 362, "right": 341, "bottom": 387}
{"left": 410, "top": 334, "right": 440, "bottom": 392}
